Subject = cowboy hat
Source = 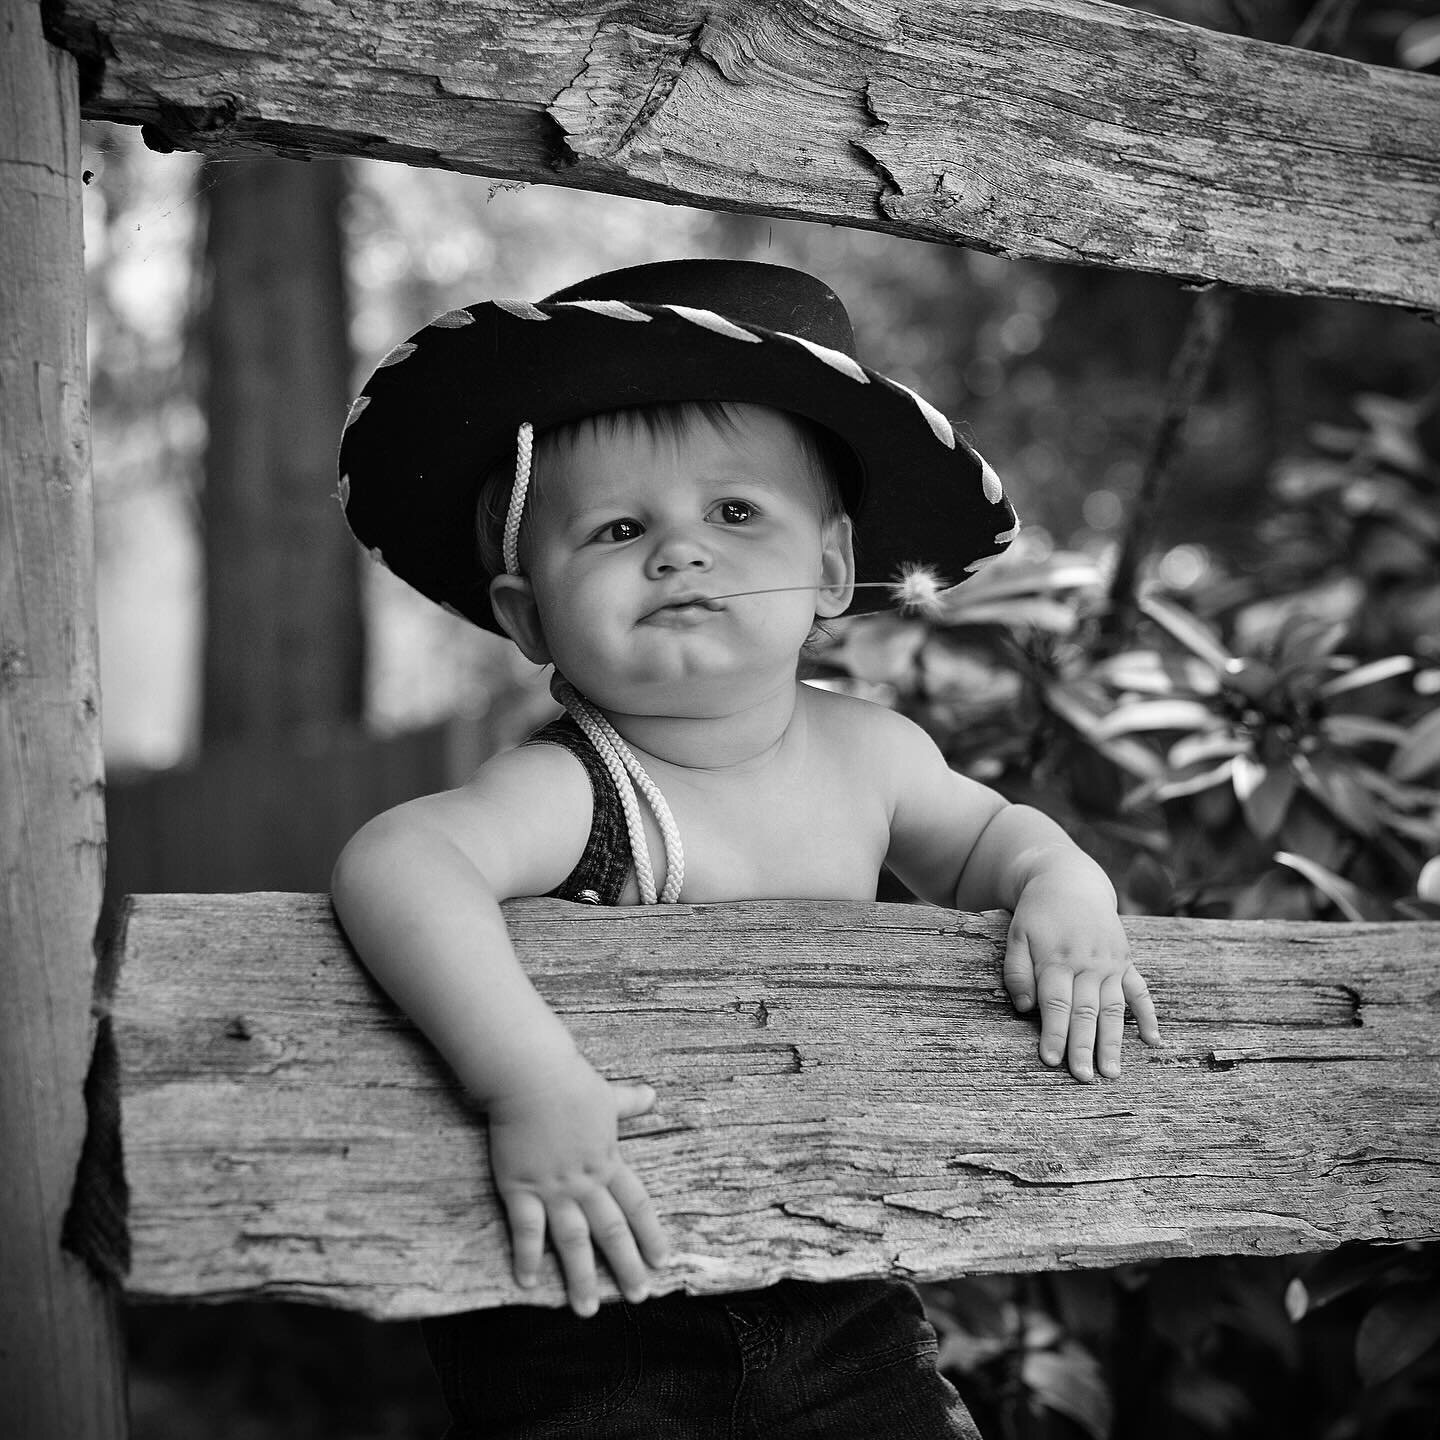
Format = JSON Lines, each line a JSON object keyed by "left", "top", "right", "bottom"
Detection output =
{"left": 339, "top": 258, "right": 1018, "bottom": 633}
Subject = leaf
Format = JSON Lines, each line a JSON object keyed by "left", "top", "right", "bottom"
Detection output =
{"left": 1317, "top": 655, "right": 1416, "bottom": 699}
{"left": 1278, "top": 800, "right": 1351, "bottom": 872}
{"left": 1386, "top": 810, "right": 1440, "bottom": 847}
{"left": 1044, "top": 685, "right": 1164, "bottom": 780}
{"left": 1094, "top": 649, "right": 1178, "bottom": 697}
{"left": 1295, "top": 754, "right": 1382, "bottom": 838}
{"left": 1296, "top": 1248, "right": 1402, "bottom": 1314}
{"left": 1355, "top": 1287, "right": 1440, "bottom": 1387}
{"left": 1398, "top": 14, "right": 1440, "bottom": 69}
{"left": 1347, "top": 763, "right": 1440, "bottom": 813}
{"left": 956, "top": 554, "right": 1103, "bottom": 603}
{"left": 1134, "top": 759, "right": 1236, "bottom": 806}
{"left": 1391, "top": 707, "right": 1440, "bottom": 782}
{"left": 1022, "top": 1344, "right": 1113, "bottom": 1440}
{"left": 1167, "top": 1371, "right": 1253, "bottom": 1432}
{"left": 1271, "top": 615, "right": 1347, "bottom": 682}
{"left": 930, "top": 1276, "right": 1017, "bottom": 1341}
{"left": 1419, "top": 857, "right": 1440, "bottom": 904}
{"left": 1320, "top": 715, "right": 1408, "bottom": 750}
{"left": 1353, "top": 392, "right": 1429, "bottom": 475}
{"left": 1233, "top": 761, "right": 1297, "bottom": 840}
{"left": 1223, "top": 658, "right": 1279, "bottom": 704}
{"left": 1090, "top": 699, "right": 1219, "bottom": 741}
{"left": 919, "top": 643, "right": 1024, "bottom": 707}
{"left": 941, "top": 597, "right": 1078, "bottom": 633}
{"left": 929, "top": 1279, "right": 1017, "bottom": 1373}
{"left": 1138, "top": 593, "right": 1233, "bottom": 673}
{"left": 1274, "top": 852, "right": 1379, "bottom": 924}
{"left": 1233, "top": 579, "right": 1362, "bottom": 655}
{"left": 1231, "top": 753, "right": 1266, "bottom": 802}
{"left": 1168, "top": 732, "right": 1246, "bottom": 771}
{"left": 1049, "top": 1270, "right": 1119, "bottom": 1348}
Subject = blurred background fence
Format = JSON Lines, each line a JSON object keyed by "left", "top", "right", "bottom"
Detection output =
{"left": 103, "top": 712, "right": 526, "bottom": 904}
{"left": 106, "top": 724, "right": 451, "bottom": 900}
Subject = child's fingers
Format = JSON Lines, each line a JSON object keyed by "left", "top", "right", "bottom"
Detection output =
{"left": 500, "top": 1188, "right": 547, "bottom": 1290}
{"left": 1123, "top": 966, "right": 1161, "bottom": 1045}
{"left": 546, "top": 1197, "right": 602, "bottom": 1317}
{"left": 1096, "top": 973, "right": 1127, "bottom": 1079}
{"left": 610, "top": 1164, "right": 670, "bottom": 1270}
{"left": 611, "top": 1081, "right": 658, "bottom": 1119}
{"left": 1064, "top": 973, "right": 1102, "bottom": 1083}
{"left": 1002, "top": 929, "right": 1036, "bottom": 1012}
{"left": 582, "top": 1186, "right": 652, "bottom": 1305}
{"left": 1035, "top": 967, "right": 1073, "bottom": 1069}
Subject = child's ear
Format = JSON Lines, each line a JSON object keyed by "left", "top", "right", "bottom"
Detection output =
{"left": 814, "top": 514, "right": 856, "bottom": 619}
{"left": 489, "top": 574, "right": 552, "bottom": 664}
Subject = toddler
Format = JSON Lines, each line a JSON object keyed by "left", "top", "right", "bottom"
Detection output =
{"left": 333, "top": 259, "right": 1159, "bottom": 1439}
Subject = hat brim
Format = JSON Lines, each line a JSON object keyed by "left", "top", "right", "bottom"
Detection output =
{"left": 339, "top": 299, "right": 1017, "bottom": 634}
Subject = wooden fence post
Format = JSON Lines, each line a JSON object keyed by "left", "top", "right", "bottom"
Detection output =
{"left": 0, "top": 1, "right": 127, "bottom": 1434}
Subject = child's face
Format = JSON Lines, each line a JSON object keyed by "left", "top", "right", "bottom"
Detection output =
{"left": 490, "top": 404, "right": 853, "bottom": 715}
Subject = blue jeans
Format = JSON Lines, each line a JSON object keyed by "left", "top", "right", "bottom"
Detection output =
{"left": 422, "top": 1278, "right": 981, "bottom": 1439}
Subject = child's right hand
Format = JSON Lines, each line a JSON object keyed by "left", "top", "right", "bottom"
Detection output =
{"left": 486, "top": 1055, "right": 670, "bottom": 1317}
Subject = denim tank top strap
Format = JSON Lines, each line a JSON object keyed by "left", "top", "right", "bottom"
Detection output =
{"left": 521, "top": 713, "right": 632, "bottom": 905}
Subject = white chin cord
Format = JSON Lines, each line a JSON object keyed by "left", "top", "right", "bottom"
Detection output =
{"left": 507, "top": 421, "right": 684, "bottom": 904}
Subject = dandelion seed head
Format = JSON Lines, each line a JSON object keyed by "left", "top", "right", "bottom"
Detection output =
{"left": 890, "top": 563, "right": 949, "bottom": 619}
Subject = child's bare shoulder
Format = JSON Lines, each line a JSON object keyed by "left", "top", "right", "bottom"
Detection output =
{"left": 343, "top": 733, "right": 596, "bottom": 898}
{"left": 443, "top": 734, "right": 597, "bottom": 843}
{"left": 803, "top": 682, "right": 946, "bottom": 767}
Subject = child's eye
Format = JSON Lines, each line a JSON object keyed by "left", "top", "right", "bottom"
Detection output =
{"left": 595, "top": 518, "right": 645, "bottom": 543}
{"left": 711, "top": 500, "right": 757, "bottom": 525}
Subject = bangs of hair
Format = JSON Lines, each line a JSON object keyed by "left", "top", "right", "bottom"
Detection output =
{"left": 476, "top": 400, "right": 855, "bottom": 577}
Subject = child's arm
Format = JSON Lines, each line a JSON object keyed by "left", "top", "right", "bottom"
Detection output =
{"left": 951, "top": 806, "right": 1159, "bottom": 1081}
{"left": 874, "top": 707, "right": 1160, "bottom": 1082}
{"left": 331, "top": 745, "right": 669, "bottom": 1315}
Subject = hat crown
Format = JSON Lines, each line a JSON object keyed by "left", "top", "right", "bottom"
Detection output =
{"left": 546, "top": 259, "right": 858, "bottom": 358}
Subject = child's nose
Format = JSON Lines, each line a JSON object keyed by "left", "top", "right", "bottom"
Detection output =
{"left": 646, "top": 526, "right": 713, "bottom": 576}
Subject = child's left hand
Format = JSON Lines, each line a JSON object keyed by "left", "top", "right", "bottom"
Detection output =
{"left": 1001, "top": 869, "right": 1160, "bottom": 1082}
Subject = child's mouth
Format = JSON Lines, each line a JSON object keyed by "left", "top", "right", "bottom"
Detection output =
{"left": 643, "top": 594, "right": 726, "bottom": 622}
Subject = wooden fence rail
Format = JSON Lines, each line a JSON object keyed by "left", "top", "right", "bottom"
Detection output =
{"left": 50, "top": 0, "right": 1440, "bottom": 310}
{"left": 107, "top": 893, "right": 1440, "bottom": 1321}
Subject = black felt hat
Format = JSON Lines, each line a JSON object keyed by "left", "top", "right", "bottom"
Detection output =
{"left": 339, "top": 259, "right": 1018, "bottom": 633}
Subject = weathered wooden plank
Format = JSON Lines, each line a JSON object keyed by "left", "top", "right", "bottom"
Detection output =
{"left": 109, "top": 893, "right": 1440, "bottom": 1320}
{"left": 0, "top": 1, "right": 126, "bottom": 1432}
{"left": 47, "top": 1, "right": 1440, "bottom": 310}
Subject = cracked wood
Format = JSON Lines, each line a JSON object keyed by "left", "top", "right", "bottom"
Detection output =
{"left": 2, "top": 0, "right": 126, "bottom": 1430}
{"left": 46, "top": 0, "right": 1440, "bottom": 309}
{"left": 108, "top": 894, "right": 1440, "bottom": 1319}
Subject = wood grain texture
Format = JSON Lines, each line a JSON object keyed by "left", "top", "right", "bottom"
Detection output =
{"left": 111, "top": 893, "right": 1440, "bottom": 1320}
{"left": 0, "top": 1, "right": 125, "bottom": 1432}
{"left": 48, "top": 1, "right": 1440, "bottom": 309}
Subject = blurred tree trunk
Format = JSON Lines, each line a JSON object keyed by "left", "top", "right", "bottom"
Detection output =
{"left": 199, "top": 157, "right": 363, "bottom": 746}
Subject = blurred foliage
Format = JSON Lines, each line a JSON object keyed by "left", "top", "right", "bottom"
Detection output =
{"left": 930, "top": 1246, "right": 1440, "bottom": 1440}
